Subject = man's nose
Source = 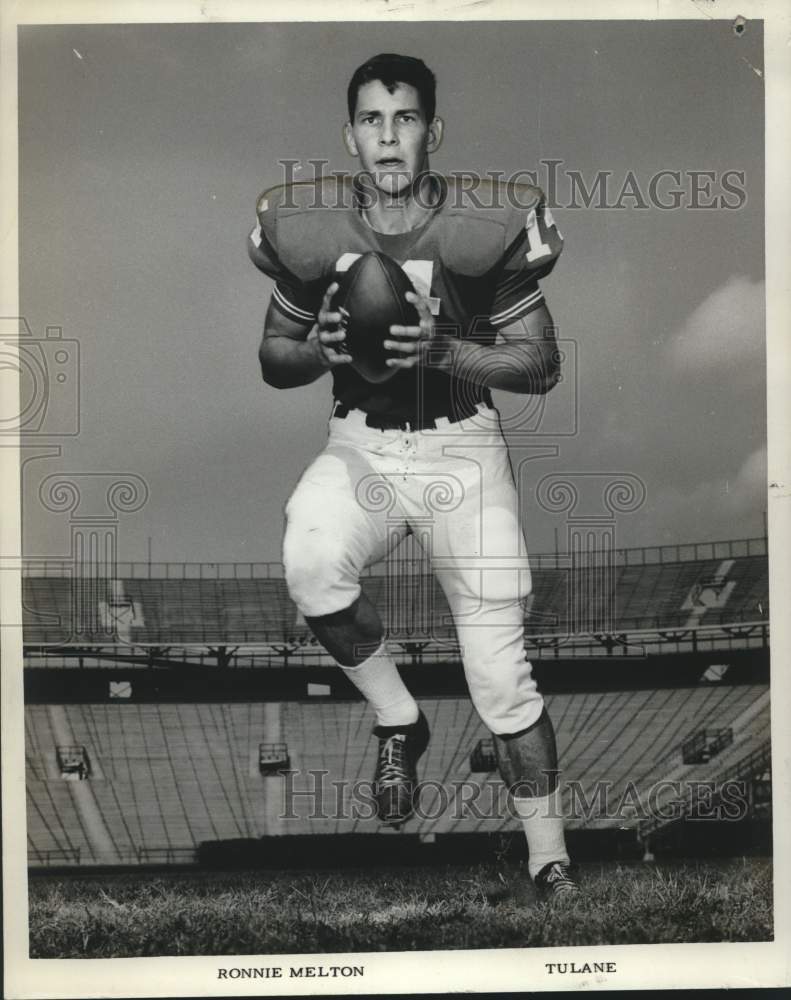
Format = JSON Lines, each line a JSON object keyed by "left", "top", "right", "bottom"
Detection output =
{"left": 379, "top": 120, "right": 397, "bottom": 144}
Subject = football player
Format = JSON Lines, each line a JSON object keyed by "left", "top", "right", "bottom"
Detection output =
{"left": 249, "top": 53, "right": 578, "bottom": 898}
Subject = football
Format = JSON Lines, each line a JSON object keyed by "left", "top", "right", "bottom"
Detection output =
{"left": 333, "top": 252, "right": 420, "bottom": 383}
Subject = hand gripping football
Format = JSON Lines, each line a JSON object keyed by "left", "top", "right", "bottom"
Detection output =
{"left": 332, "top": 252, "right": 421, "bottom": 383}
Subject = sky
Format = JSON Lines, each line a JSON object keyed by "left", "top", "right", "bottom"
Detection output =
{"left": 16, "top": 20, "right": 766, "bottom": 566}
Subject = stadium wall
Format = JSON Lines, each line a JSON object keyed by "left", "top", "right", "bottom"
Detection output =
{"left": 23, "top": 648, "right": 769, "bottom": 704}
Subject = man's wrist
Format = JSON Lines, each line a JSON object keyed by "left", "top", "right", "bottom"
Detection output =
{"left": 429, "top": 336, "right": 474, "bottom": 377}
{"left": 307, "top": 328, "right": 332, "bottom": 371}
{"left": 423, "top": 334, "right": 458, "bottom": 373}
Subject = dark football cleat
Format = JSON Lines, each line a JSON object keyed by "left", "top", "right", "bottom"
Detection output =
{"left": 534, "top": 861, "right": 581, "bottom": 900}
{"left": 372, "top": 710, "right": 430, "bottom": 826}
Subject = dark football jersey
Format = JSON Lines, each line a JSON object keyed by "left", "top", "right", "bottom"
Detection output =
{"left": 248, "top": 173, "right": 562, "bottom": 422}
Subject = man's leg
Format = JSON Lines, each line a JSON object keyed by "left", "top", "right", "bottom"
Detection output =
{"left": 491, "top": 707, "right": 558, "bottom": 798}
{"left": 492, "top": 709, "right": 572, "bottom": 886}
{"left": 304, "top": 592, "right": 382, "bottom": 666}
{"left": 283, "top": 442, "right": 417, "bottom": 726}
{"left": 426, "top": 435, "right": 575, "bottom": 892}
{"left": 304, "top": 595, "right": 420, "bottom": 727}
{"left": 438, "top": 584, "right": 572, "bottom": 886}
{"left": 282, "top": 438, "right": 429, "bottom": 823}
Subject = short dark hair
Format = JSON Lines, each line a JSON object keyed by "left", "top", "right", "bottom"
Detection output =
{"left": 347, "top": 53, "right": 436, "bottom": 123}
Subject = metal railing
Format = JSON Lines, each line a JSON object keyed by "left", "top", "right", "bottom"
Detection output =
{"left": 716, "top": 740, "right": 772, "bottom": 786}
{"left": 639, "top": 739, "right": 772, "bottom": 840}
{"left": 20, "top": 535, "right": 768, "bottom": 579}
{"left": 23, "top": 619, "right": 770, "bottom": 667}
{"left": 135, "top": 846, "right": 199, "bottom": 865}
{"left": 28, "top": 845, "right": 200, "bottom": 867}
{"left": 28, "top": 847, "right": 82, "bottom": 865}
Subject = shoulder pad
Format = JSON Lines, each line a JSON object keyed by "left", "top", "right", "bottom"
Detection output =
{"left": 254, "top": 178, "right": 358, "bottom": 282}
{"left": 257, "top": 177, "right": 356, "bottom": 217}
{"left": 434, "top": 176, "right": 548, "bottom": 276}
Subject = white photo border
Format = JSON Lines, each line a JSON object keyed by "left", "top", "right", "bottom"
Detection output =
{"left": 1, "top": 0, "right": 789, "bottom": 996}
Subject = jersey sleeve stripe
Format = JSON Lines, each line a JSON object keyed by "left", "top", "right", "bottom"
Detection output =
{"left": 497, "top": 271, "right": 534, "bottom": 296}
{"left": 272, "top": 285, "right": 316, "bottom": 324}
{"left": 490, "top": 287, "right": 544, "bottom": 327}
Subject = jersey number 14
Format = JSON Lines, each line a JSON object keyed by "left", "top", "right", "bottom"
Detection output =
{"left": 524, "top": 205, "right": 560, "bottom": 263}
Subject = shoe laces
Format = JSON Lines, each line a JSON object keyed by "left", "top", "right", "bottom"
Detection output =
{"left": 542, "top": 863, "right": 578, "bottom": 891}
{"left": 377, "top": 734, "right": 408, "bottom": 786}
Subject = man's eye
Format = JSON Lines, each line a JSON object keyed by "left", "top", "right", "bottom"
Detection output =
{"left": 399, "top": 115, "right": 415, "bottom": 123}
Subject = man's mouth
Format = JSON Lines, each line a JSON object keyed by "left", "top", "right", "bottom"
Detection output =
{"left": 376, "top": 158, "right": 405, "bottom": 169}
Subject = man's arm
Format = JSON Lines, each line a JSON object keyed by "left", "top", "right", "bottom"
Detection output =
{"left": 386, "top": 295, "right": 561, "bottom": 395}
{"left": 259, "top": 282, "right": 353, "bottom": 389}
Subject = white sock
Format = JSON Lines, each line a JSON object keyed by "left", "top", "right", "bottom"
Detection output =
{"left": 513, "top": 789, "right": 570, "bottom": 880}
{"left": 340, "top": 642, "right": 419, "bottom": 727}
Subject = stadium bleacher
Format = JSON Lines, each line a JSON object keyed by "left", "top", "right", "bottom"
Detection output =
{"left": 25, "top": 683, "right": 770, "bottom": 864}
{"left": 22, "top": 546, "right": 769, "bottom": 648}
{"left": 22, "top": 577, "right": 73, "bottom": 645}
{"left": 21, "top": 538, "right": 772, "bottom": 866}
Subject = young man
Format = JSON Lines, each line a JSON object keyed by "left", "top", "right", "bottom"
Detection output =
{"left": 249, "top": 53, "right": 578, "bottom": 897}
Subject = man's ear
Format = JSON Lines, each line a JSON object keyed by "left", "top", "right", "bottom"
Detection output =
{"left": 343, "top": 122, "right": 358, "bottom": 157}
{"left": 427, "top": 116, "right": 444, "bottom": 154}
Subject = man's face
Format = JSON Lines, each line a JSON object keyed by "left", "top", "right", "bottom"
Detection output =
{"left": 346, "top": 80, "right": 435, "bottom": 197}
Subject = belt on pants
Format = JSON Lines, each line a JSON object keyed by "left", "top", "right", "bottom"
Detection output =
{"left": 331, "top": 396, "right": 491, "bottom": 432}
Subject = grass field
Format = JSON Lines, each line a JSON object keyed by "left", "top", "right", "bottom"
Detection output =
{"left": 28, "top": 857, "right": 772, "bottom": 957}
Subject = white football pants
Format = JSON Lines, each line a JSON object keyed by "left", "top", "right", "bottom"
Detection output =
{"left": 282, "top": 403, "right": 544, "bottom": 735}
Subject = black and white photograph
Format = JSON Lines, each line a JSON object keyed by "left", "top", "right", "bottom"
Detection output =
{"left": 1, "top": 0, "right": 789, "bottom": 996}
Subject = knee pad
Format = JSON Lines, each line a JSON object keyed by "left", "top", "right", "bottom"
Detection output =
{"left": 454, "top": 611, "right": 544, "bottom": 734}
{"left": 472, "top": 674, "right": 545, "bottom": 736}
{"left": 484, "top": 565, "right": 532, "bottom": 604}
{"left": 282, "top": 528, "right": 360, "bottom": 617}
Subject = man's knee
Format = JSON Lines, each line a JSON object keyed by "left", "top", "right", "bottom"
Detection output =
{"left": 283, "top": 531, "right": 359, "bottom": 616}
{"left": 468, "top": 565, "right": 532, "bottom": 606}
{"left": 460, "top": 639, "right": 544, "bottom": 734}
{"left": 472, "top": 683, "right": 545, "bottom": 736}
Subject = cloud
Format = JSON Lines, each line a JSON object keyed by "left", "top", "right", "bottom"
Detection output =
{"left": 735, "top": 445, "right": 767, "bottom": 493}
{"left": 667, "top": 276, "right": 765, "bottom": 373}
{"left": 637, "top": 445, "right": 767, "bottom": 545}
